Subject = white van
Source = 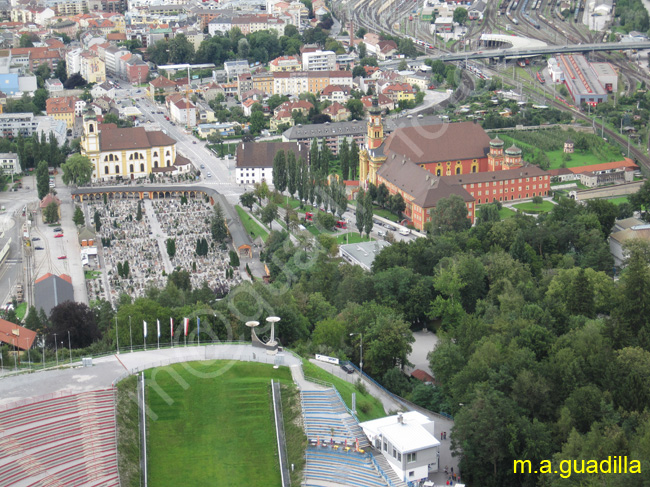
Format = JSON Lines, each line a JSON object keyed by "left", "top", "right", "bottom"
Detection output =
{"left": 399, "top": 227, "right": 410, "bottom": 236}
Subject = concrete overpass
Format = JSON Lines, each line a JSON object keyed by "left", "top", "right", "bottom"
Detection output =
{"left": 381, "top": 41, "right": 650, "bottom": 66}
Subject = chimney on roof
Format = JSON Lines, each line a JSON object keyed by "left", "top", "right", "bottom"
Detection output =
{"left": 397, "top": 412, "right": 404, "bottom": 424}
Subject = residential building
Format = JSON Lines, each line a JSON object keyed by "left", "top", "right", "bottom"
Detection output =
{"left": 361, "top": 94, "right": 394, "bottom": 112}
{"left": 0, "top": 153, "right": 19, "bottom": 174}
{"left": 36, "top": 116, "right": 68, "bottom": 145}
{"left": 320, "top": 84, "right": 352, "bottom": 103}
{"left": 0, "top": 74, "right": 21, "bottom": 97}
{"left": 359, "top": 412, "right": 440, "bottom": 484}
{"left": 46, "top": 96, "right": 77, "bottom": 130}
{"left": 610, "top": 217, "right": 650, "bottom": 267}
{"left": 269, "top": 55, "right": 301, "bottom": 72}
{"left": 148, "top": 75, "right": 177, "bottom": 100}
{"left": 382, "top": 82, "right": 416, "bottom": 103}
{"left": 433, "top": 17, "right": 454, "bottom": 33}
{"left": 196, "top": 122, "right": 241, "bottom": 138}
{"left": 322, "top": 101, "right": 350, "bottom": 122}
{"left": 80, "top": 116, "right": 188, "bottom": 181}
{"left": 224, "top": 60, "right": 250, "bottom": 80}
{"left": 169, "top": 98, "right": 197, "bottom": 127}
{"left": 124, "top": 56, "right": 149, "bottom": 84}
{"left": 302, "top": 50, "right": 336, "bottom": 71}
{"left": 0, "top": 112, "right": 39, "bottom": 138}
{"left": 91, "top": 81, "right": 115, "bottom": 99}
{"left": 207, "top": 16, "right": 233, "bottom": 35}
{"left": 45, "top": 79, "right": 64, "bottom": 92}
{"left": 270, "top": 109, "right": 293, "bottom": 132}
{"left": 235, "top": 141, "right": 304, "bottom": 185}
{"left": 79, "top": 51, "right": 106, "bottom": 84}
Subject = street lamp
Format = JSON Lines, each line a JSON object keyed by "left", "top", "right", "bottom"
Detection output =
{"left": 68, "top": 331, "right": 72, "bottom": 364}
{"left": 349, "top": 332, "right": 363, "bottom": 375}
{"left": 129, "top": 315, "right": 133, "bottom": 352}
{"left": 54, "top": 333, "right": 58, "bottom": 366}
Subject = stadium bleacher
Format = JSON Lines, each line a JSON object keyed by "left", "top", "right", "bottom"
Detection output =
{"left": 301, "top": 389, "right": 392, "bottom": 487}
{"left": 0, "top": 389, "right": 120, "bottom": 487}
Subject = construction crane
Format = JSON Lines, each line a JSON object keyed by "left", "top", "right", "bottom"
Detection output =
{"left": 157, "top": 63, "right": 216, "bottom": 130}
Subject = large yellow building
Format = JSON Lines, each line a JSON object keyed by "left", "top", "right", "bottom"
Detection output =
{"left": 81, "top": 117, "right": 188, "bottom": 181}
{"left": 46, "top": 97, "right": 77, "bottom": 130}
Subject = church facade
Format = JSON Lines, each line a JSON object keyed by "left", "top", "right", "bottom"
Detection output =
{"left": 81, "top": 116, "right": 192, "bottom": 182}
{"left": 358, "top": 97, "right": 550, "bottom": 230}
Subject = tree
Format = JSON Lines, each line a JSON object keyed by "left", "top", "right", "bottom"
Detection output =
{"left": 166, "top": 238, "right": 176, "bottom": 258}
{"left": 33, "top": 89, "right": 48, "bottom": 112}
{"left": 355, "top": 187, "right": 365, "bottom": 236}
{"left": 316, "top": 211, "right": 335, "bottom": 230}
{"left": 136, "top": 201, "right": 143, "bottom": 221}
{"left": 168, "top": 270, "right": 191, "bottom": 291}
{"left": 211, "top": 203, "right": 228, "bottom": 242}
{"left": 297, "top": 156, "right": 308, "bottom": 206}
{"left": 240, "top": 192, "right": 256, "bottom": 210}
{"left": 238, "top": 38, "right": 250, "bottom": 59}
{"left": 453, "top": 7, "right": 468, "bottom": 25}
{"left": 20, "top": 34, "right": 35, "bottom": 47}
{"left": 36, "top": 160, "right": 49, "bottom": 199}
{"left": 261, "top": 202, "right": 279, "bottom": 227}
{"left": 347, "top": 99, "right": 365, "bottom": 121}
{"left": 310, "top": 139, "right": 320, "bottom": 174}
{"left": 272, "top": 150, "right": 287, "bottom": 193}
{"left": 398, "top": 59, "right": 408, "bottom": 71}
{"left": 348, "top": 143, "right": 359, "bottom": 180}
{"left": 54, "top": 60, "right": 67, "bottom": 83}
{"left": 61, "top": 154, "right": 93, "bottom": 186}
{"left": 49, "top": 302, "right": 99, "bottom": 348}
{"left": 229, "top": 249, "right": 240, "bottom": 267}
{"left": 389, "top": 193, "right": 406, "bottom": 219}
{"left": 250, "top": 110, "right": 266, "bottom": 135}
{"left": 358, "top": 42, "right": 367, "bottom": 60}
{"left": 426, "top": 194, "right": 471, "bottom": 234}
{"left": 73, "top": 206, "right": 85, "bottom": 226}
{"left": 63, "top": 73, "right": 86, "bottom": 90}
{"left": 43, "top": 202, "right": 59, "bottom": 223}
{"left": 287, "top": 150, "right": 298, "bottom": 197}
{"left": 320, "top": 138, "right": 331, "bottom": 176}
{"left": 94, "top": 210, "right": 101, "bottom": 232}
{"left": 34, "top": 63, "right": 52, "bottom": 80}
{"left": 363, "top": 190, "right": 374, "bottom": 237}
{"left": 339, "top": 138, "right": 350, "bottom": 181}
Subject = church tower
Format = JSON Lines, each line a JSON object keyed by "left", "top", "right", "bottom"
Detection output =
{"left": 487, "top": 136, "right": 505, "bottom": 171}
{"left": 367, "top": 95, "right": 383, "bottom": 150}
{"left": 504, "top": 144, "right": 523, "bottom": 168}
{"left": 359, "top": 96, "right": 387, "bottom": 186}
{"left": 82, "top": 115, "right": 99, "bottom": 154}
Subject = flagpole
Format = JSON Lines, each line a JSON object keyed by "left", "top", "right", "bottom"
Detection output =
{"left": 171, "top": 318, "right": 174, "bottom": 348}
{"left": 143, "top": 321, "right": 147, "bottom": 351}
{"left": 197, "top": 317, "right": 200, "bottom": 347}
{"left": 157, "top": 320, "right": 160, "bottom": 350}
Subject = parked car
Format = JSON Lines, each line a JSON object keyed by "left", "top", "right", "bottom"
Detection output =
{"left": 206, "top": 172, "right": 212, "bottom": 178}
{"left": 58, "top": 255, "right": 67, "bottom": 260}
{"left": 341, "top": 364, "right": 355, "bottom": 374}
{"left": 54, "top": 233, "right": 63, "bottom": 238}
{"left": 32, "top": 237, "right": 40, "bottom": 241}
{"left": 35, "top": 246, "right": 44, "bottom": 250}
{"left": 53, "top": 227, "right": 62, "bottom": 232}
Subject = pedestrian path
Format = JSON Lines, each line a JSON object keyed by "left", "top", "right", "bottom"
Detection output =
{"left": 142, "top": 199, "right": 173, "bottom": 274}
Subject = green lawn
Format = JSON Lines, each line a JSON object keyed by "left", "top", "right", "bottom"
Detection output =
{"left": 146, "top": 361, "right": 292, "bottom": 487}
{"left": 513, "top": 201, "right": 555, "bottom": 214}
{"left": 15, "top": 302, "right": 27, "bottom": 321}
{"left": 546, "top": 148, "right": 623, "bottom": 169}
{"left": 85, "top": 270, "right": 101, "bottom": 279}
{"left": 607, "top": 196, "right": 629, "bottom": 205}
{"left": 477, "top": 206, "right": 516, "bottom": 220}
{"left": 301, "top": 359, "right": 386, "bottom": 423}
{"left": 235, "top": 205, "right": 269, "bottom": 242}
{"left": 336, "top": 233, "right": 372, "bottom": 244}
{"left": 373, "top": 206, "right": 400, "bottom": 222}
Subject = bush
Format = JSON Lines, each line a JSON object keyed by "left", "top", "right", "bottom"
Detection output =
{"left": 357, "top": 400, "right": 371, "bottom": 414}
{"left": 355, "top": 379, "right": 368, "bottom": 395}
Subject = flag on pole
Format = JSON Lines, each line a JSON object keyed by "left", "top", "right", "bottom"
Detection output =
{"left": 143, "top": 321, "right": 147, "bottom": 338}
{"left": 170, "top": 317, "right": 174, "bottom": 337}
{"left": 157, "top": 319, "right": 160, "bottom": 338}
{"left": 184, "top": 317, "right": 189, "bottom": 336}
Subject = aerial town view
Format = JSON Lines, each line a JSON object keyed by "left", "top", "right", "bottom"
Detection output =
{"left": 2, "top": 0, "right": 650, "bottom": 483}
